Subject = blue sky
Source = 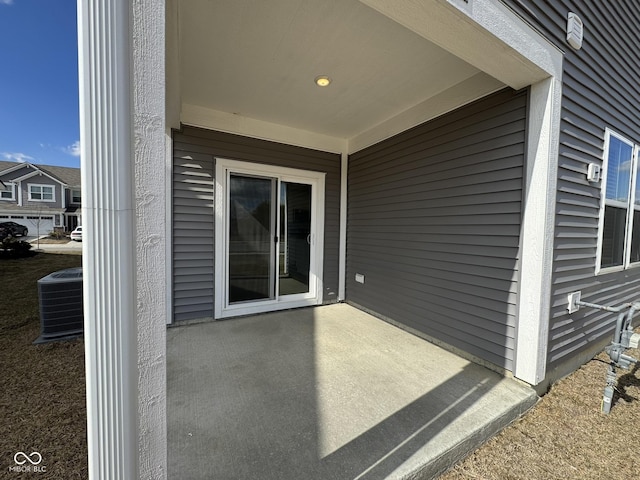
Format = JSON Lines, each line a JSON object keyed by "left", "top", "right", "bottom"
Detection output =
{"left": 0, "top": 0, "right": 79, "bottom": 168}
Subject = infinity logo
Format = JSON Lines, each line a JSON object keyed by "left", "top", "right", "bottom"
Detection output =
{"left": 14, "top": 452, "right": 42, "bottom": 465}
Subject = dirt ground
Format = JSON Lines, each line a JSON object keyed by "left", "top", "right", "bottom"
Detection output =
{"left": 0, "top": 254, "right": 86, "bottom": 479}
{"left": 441, "top": 349, "right": 640, "bottom": 480}
{"left": 1, "top": 254, "right": 640, "bottom": 479}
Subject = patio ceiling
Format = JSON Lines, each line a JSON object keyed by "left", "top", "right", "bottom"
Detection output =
{"left": 177, "top": 0, "right": 507, "bottom": 146}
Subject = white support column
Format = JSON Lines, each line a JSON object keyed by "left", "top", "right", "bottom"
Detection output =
{"left": 338, "top": 151, "right": 348, "bottom": 301}
{"left": 132, "top": 0, "right": 168, "bottom": 477}
{"left": 77, "top": 1, "right": 137, "bottom": 478}
{"left": 514, "top": 76, "right": 562, "bottom": 385}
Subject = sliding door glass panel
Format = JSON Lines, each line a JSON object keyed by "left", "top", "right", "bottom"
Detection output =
{"left": 228, "top": 175, "right": 275, "bottom": 303}
{"left": 279, "top": 181, "right": 312, "bottom": 296}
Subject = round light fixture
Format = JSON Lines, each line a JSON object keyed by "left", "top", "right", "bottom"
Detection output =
{"left": 314, "top": 75, "right": 332, "bottom": 87}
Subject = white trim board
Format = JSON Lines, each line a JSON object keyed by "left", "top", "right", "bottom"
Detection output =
{"left": 182, "top": 104, "right": 347, "bottom": 155}
{"left": 514, "top": 77, "right": 562, "bottom": 385}
{"left": 12, "top": 168, "right": 67, "bottom": 186}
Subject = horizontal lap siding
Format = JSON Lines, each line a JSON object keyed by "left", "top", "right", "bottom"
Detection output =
{"left": 347, "top": 89, "right": 526, "bottom": 370}
{"left": 504, "top": 1, "right": 640, "bottom": 370}
{"left": 173, "top": 147, "right": 215, "bottom": 320}
{"left": 173, "top": 126, "right": 341, "bottom": 322}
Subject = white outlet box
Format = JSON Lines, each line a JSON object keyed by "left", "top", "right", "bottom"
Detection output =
{"left": 567, "top": 291, "right": 581, "bottom": 313}
{"left": 587, "top": 163, "right": 601, "bottom": 182}
{"left": 355, "top": 273, "right": 365, "bottom": 284}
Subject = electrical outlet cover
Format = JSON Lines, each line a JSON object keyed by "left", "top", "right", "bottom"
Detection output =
{"left": 567, "top": 291, "right": 581, "bottom": 313}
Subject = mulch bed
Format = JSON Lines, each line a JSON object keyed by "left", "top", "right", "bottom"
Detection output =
{"left": 32, "top": 237, "right": 71, "bottom": 244}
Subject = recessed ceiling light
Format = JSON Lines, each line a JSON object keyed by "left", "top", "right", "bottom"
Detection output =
{"left": 314, "top": 75, "right": 332, "bottom": 87}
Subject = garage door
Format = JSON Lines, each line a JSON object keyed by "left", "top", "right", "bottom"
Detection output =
{"left": 10, "top": 216, "right": 56, "bottom": 236}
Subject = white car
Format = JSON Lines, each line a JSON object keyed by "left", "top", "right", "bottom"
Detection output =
{"left": 70, "top": 226, "right": 83, "bottom": 242}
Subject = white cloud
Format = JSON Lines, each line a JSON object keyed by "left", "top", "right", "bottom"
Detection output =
{"left": 65, "top": 140, "right": 81, "bottom": 157}
{"left": 619, "top": 159, "right": 633, "bottom": 172}
{"left": 0, "top": 0, "right": 14, "bottom": 5}
{"left": 2, "top": 152, "right": 34, "bottom": 163}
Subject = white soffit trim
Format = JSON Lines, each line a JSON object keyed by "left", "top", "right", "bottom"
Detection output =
{"left": 348, "top": 72, "right": 504, "bottom": 154}
{"left": 12, "top": 169, "right": 67, "bottom": 186}
{"left": 182, "top": 104, "right": 347, "bottom": 154}
{"left": 360, "top": 0, "right": 562, "bottom": 89}
{"left": 0, "top": 162, "right": 34, "bottom": 176}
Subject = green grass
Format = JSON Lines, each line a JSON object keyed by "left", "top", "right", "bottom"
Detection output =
{"left": 0, "top": 253, "right": 87, "bottom": 479}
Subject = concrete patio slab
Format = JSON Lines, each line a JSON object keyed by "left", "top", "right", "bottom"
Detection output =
{"left": 167, "top": 303, "right": 537, "bottom": 479}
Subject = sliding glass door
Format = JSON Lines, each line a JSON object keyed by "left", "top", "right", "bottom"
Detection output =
{"left": 228, "top": 174, "right": 276, "bottom": 303}
{"left": 216, "top": 159, "right": 325, "bottom": 318}
{"left": 278, "top": 181, "right": 312, "bottom": 296}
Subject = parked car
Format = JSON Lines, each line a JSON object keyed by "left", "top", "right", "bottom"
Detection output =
{"left": 70, "top": 226, "right": 83, "bottom": 242}
{"left": 0, "top": 221, "right": 28, "bottom": 237}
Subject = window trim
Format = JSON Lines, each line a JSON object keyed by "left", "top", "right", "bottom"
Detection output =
{"left": 0, "top": 182, "right": 15, "bottom": 201}
{"left": 596, "top": 129, "right": 640, "bottom": 274}
{"left": 28, "top": 183, "right": 55, "bottom": 202}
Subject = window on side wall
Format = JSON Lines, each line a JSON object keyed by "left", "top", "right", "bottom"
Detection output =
{"left": 598, "top": 129, "right": 640, "bottom": 271}
{"left": 71, "top": 189, "right": 81, "bottom": 204}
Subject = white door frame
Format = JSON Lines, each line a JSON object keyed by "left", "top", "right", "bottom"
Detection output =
{"left": 214, "top": 158, "right": 325, "bottom": 318}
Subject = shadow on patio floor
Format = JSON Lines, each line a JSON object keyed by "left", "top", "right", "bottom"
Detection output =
{"left": 167, "top": 304, "right": 536, "bottom": 480}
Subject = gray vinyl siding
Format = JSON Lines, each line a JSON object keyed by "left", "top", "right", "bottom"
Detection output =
{"left": 173, "top": 126, "right": 341, "bottom": 322}
{"left": 173, "top": 146, "right": 216, "bottom": 320}
{"left": 346, "top": 89, "right": 527, "bottom": 371}
{"left": 502, "top": 0, "right": 640, "bottom": 371}
{"left": 21, "top": 177, "right": 63, "bottom": 209}
{"left": 0, "top": 166, "right": 64, "bottom": 209}
{"left": 66, "top": 188, "right": 82, "bottom": 206}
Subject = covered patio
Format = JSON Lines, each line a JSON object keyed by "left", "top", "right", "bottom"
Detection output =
{"left": 77, "top": 0, "right": 563, "bottom": 477}
{"left": 167, "top": 304, "right": 536, "bottom": 479}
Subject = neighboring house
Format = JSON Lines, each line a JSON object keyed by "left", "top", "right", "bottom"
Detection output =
{"left": 0, "top": 161, "right": 81, "bottom": 234}
{"left": 77, "top": 1, "right": 640, "bottom": 477}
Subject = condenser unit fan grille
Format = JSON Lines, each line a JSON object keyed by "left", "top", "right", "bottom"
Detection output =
{"left": 34, "top": 267, "right": 84, "bottom": 344}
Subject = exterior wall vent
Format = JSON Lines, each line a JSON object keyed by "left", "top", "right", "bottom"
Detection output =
{"left": 34, "top": 267, "right": 84, "bottom": 344}
{"left": 567, "top": 12, "right": 584, "bottom": 50}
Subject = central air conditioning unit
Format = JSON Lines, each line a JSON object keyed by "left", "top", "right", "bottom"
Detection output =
{"left": 34, "top": 267, "right": 84, "bottom": 344}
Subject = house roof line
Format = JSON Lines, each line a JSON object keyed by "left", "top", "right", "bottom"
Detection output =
{"left": 12, "top": 168, "right": 68, "bottom": 185}
{"left": 0, "top": 161, "right": 81, "bottom": 187}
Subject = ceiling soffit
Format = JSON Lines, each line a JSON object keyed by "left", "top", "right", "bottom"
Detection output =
{"left": 178, "top": 0, "right": 502, "bottom": 144}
